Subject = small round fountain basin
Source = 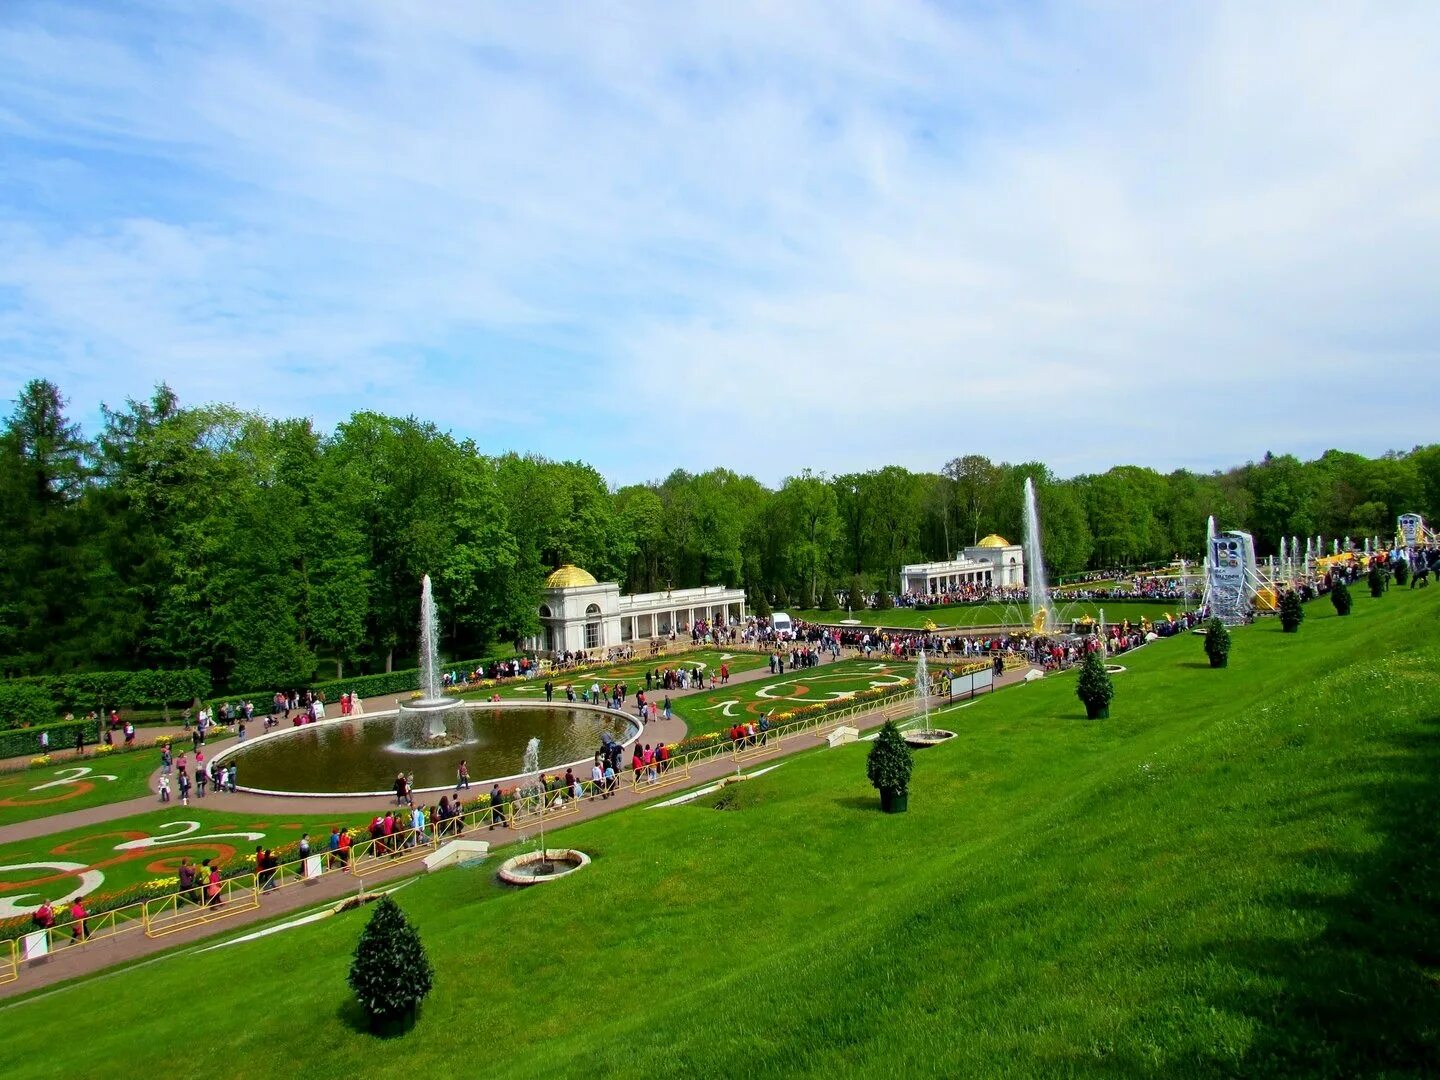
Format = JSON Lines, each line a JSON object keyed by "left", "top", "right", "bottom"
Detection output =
{"left": 904, "top": 729, "right": 957, "bottom": 748}
{"left": 497, "top": 848, "right": 590, "bottom": 886}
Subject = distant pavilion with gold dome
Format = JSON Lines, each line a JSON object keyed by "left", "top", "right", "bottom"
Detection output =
{"left": 899, "top": 534, "right": 1026, "bottom": 594}
{"left": 524, "top": 565, "right": 747, "bottom": 656}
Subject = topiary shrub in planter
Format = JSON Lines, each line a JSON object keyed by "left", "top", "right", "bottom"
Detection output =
{"left": 1367, "top": 566, "right": 1385, "bottom": 599}
{"left": 1331, "top": 580, "right": 1352, "bottom": 616}
{"left": 1279, "top": 589, "right": 1305, "bottom": 632}
{"left": 866, "top": 720, "right": 913, "bottom": 813}
{"left": 1076, "top": 651, "right": 1114, "bottom": 719}
{"left": 1203, "top": 618, "right": 1231, "bottom": 668}
{"left": 1393, "top": 561, "right": 1410, "bottom": 587}
{"left": 348, "top": 895, "right": 434, "bottom": 1036}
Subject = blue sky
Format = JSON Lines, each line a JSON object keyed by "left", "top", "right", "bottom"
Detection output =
{"left": 2, "top": 1, "right": 1437, "bottom": 485}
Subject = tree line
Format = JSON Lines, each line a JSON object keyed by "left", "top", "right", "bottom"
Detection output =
{"left": 2, "top": 379, "right": 1436, "bottom": 688}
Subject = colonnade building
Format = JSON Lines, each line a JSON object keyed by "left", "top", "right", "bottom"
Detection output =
{"left": 525, "top": 564, "right": 747, "bottom": 656}
{"left": 898, "top": 534, "right": 1026, "bottom": 594}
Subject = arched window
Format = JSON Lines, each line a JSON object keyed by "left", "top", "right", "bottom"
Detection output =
{"left": 539, "top": 604, "right": 552, "bottom": 619}
{"left": 585, "top": 603, "right": 603, "bottom": 648}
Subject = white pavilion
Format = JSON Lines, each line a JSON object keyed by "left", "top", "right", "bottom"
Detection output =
{"left": 525, "top": 565, "right": 747, "bottom": 656}
{"left": 898, "top": 534, "right": 1026, "bottom": 595}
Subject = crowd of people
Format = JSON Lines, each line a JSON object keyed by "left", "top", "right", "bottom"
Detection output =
{"left": 155, "top": 744, "right": 240, "bottom": 804}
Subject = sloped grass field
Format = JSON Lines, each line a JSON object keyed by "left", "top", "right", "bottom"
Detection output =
{"left": 2, "top": 590, "right": 1436, "bottom": 1078}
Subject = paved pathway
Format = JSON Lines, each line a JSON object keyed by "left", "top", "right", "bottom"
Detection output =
{"left": 0, "top": 660, "right": 1037, "bottom": 1001}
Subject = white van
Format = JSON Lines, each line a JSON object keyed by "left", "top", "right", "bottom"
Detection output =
{"left": 771, "top": 612, "right": 793, "bottom": 638}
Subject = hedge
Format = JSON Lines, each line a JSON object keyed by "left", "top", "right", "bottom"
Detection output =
{"left": 4, "top": 669, "right": 211, "bottom": 716}
{"left": 0, "top": 681, "right": 53, "bottom": 731}
{"left": 0, "top": 716, "right": 102, "bottom": 758}
{"left": 210, "top": 655, "right": 511, "bottom": 711}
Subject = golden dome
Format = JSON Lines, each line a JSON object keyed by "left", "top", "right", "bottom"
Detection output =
{"left": 976, "top": 534, "right": 1010, "bottom": 548}
{"left": 544, "top": 564, "right": 598, "bottom": 589}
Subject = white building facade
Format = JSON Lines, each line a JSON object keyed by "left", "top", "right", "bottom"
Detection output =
{"left": 526, "top": 565, "right": 747, "bottom": 656}
{"left": 899, "top": 534, "right": 1026, "bottom": 595}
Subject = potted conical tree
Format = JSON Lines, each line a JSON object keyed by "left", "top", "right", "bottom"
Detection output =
{"left": 1367, "top": 565, "right": 1385, "bottom": 599}
{"left": 1331, "top": 580, "right": 1352, "bottom": 616}
{"left": 1203, "top": 617, "right": 1231, "bottom": 668}
{"left": 1279, "top": 589, "right": 1305, "bottom": 632}
{"left": 866, "top": 720, "right": 913, "bottom": 813}
{"left": 348, "top": 896, "right": 434, "bottom": 1036}
{"left": 1076, "top": 651, "right": 1113, "bottom": 719}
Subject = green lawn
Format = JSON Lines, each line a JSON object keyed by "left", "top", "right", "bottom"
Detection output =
{"left": 2, "top": 587, "right": 1436, "bottom": 1077}
{"left": 456, "top": 648, "right": 768, "bottom": 702}
{"left": 671, "top": 658, "right": 917, "bottom": 735}
{"left": 0, "top": 749, "right": 162, "bottom": 827}
{"left": 0, "top": 806, "right": 351, "bottom": 919}
{"left": 794, "top": 598, "right": 1178, "bottom": 629}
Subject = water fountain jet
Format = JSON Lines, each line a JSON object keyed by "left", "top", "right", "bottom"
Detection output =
{"left": 1023, "top": 478, "right": 1053, "bottom": 632}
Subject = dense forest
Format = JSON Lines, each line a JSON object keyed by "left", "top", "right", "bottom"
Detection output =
{"left": 2, "top": 379, "right": 1436, "bottom": 688}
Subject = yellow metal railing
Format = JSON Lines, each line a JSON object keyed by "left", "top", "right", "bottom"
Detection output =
{"left": 347, "top": 827, "right": 441, "bottom": 876}
{"left": 143, "top": 873, "right": 259, "bottom": 937}
{"left": 0, "top": 938, "right": 17, "bottom": 984}
{"left": 22, "top": 898, "right": 150, "bottom": 961}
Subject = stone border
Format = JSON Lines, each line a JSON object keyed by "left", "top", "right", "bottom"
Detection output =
{"left": 496, "top": 848, "right": 591, "bottom": 885}
{"left": 208, "top": 701, "right": 642, "bottom": 799}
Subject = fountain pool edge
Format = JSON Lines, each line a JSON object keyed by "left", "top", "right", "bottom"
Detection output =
{"left": 207, "top": 701, "right": 644, "bottom": 799}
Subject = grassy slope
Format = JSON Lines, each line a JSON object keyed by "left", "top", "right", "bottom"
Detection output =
{"left": 3, "top": 589, "right": 1436, "bottom": 1078}
{"left": 794, "top": 599, "right": 1176, "bottom": 629}
{"left": 0, "top": 750, "right": 161, "bottom": 827}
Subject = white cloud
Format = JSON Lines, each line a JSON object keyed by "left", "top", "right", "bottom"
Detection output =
{"left": 0, "top": 1, "right": 1436, "bottom": 482}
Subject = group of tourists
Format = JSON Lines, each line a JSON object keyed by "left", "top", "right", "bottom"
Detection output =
{"left": 767, "top": 645, "right": 832, "bottom": 673}
{"left": 157, "top": 745, "right": 238, "bottom": 803}
{"left": 728, "top": 716, "right": 770, "bottom": 747}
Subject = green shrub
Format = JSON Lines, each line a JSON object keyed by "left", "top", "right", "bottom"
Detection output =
{"left": 873, "top": 586, "right": 893, "bottom": 611}
{"left": 1367, "top": 566, "right": 1385, "bottom": 599}
{"left": 750, "top": 589, "right": 772, "bottom": 619}
{"left": 348, "top": 896, "right": 434, "bottom": 1033}
{"left": 1076, "top": 651, "right": 1114, "bottom": 718}
{"left": 1331, "top": 580, "right": 1352, "bottom": 616}
{"left": 848, "top": 574, "right": 866, "bottom": 611}
{"left": 1, "top": 669, "right": 211, "bottom": 725}
{"left": 1394, "top": 561, "right": 1410, "bottom": 587}
{"left": 212, "top": 654, "right": 507, "bottom": 713}
{"left": 818, "top": 581, "right": 838, "bottom": 611}
{"left": 1279, "top": 589, "right": 1305, "bottom": 631}
{"left": 0, "top": 716, "right": 101, "bottom": 757}
{"left": 1203, "top": 618, "right": 1231, "bottom": 666}
{"left": 866, "top": 720, "right": 913, "bottom": 795}
{"left": 0, "top": 681, "right": 54, "bottom": 730}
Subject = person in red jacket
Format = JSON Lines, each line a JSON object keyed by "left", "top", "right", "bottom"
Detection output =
{"left": 69, "top": 898, "right": 88, "bottom": 941}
